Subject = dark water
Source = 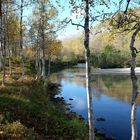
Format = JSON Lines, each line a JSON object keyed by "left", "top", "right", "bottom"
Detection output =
{"left": 50, "top": 65, "right": 140, "bottom": 140}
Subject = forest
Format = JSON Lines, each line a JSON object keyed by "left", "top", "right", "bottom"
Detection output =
{"left": 0, "top": 0, "right": 140, "bottom": 140}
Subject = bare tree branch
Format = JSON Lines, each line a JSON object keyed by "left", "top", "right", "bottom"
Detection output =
{"left": 124, "top": 0, "right": 131, "bottom": 14}
{"left": 66, "top": 19, "right": 85, "bottom": 28}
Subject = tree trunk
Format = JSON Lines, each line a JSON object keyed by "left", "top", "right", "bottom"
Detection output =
{"left": 41, "top": 48, "right": 45, "bottom": 77}
{"left": 38, "top": 48, "right": 42, "bottom": 75}
{"left": 0, "top": 50, "right": 2, "bottom": 70}
{"left": 35, "top": 48, "right": 41, "bottom": 80}
{"left": 0, "top": 0, "right": 2, "bottom": 71}
{"left": 8, "top": 44, "right": 12, "bottom": 75}
{"left": 47, "top": 56, "right": 51, "bottom": 76}
{"left": 2, "top": 42, "right": 6, "bottom": 86}
{"left": 39, "top": 58, "right": 41, "bottom": 75}
{"left": 20, "top": 0, "right": 24, "bottom": 81}
{"left": 35, "top": 33, "right": 41, "bottom": 76}
{"left": 6, "top": 3, "right": 12, "bottom": 75}
{"left": 1, "top": 2, "right": 6, "bottom": 86}
{"left": 130, "top": 24, "right": 140, "bottom": 140}
{"left": 2, "top": 21, "right": 6, "bottom": 86}
{"left": 84, "top": 1, "right": 95, "bottom": 140}
{"left": 41, "top": 0, "right": 46, "bottom": 78}
{"left": 35, "top": 45, "right": 39, "bottom": 71}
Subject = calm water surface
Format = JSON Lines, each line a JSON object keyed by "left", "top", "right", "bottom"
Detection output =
{"left": 50, "top": 64, "right": 140, "bottom": 140}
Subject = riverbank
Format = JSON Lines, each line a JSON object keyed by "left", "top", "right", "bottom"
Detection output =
{"left": 91, "top": 67, "right": 140, "bottom": 75}
{"left": 74, "top": 63, "right": 140, "bottom": 75}
{"left": 0, "top": 61, "right": 88, "bottom": 140}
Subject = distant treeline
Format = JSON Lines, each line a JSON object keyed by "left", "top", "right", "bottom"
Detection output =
{"left": 90, "top": 45, "right": 140, "bottom": 68}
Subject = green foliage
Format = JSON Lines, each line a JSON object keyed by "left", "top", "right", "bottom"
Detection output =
{"left": 61, "top": 53, "right": 78, "bottom": 64}
{"left": 91, "top": 45, "right": 131, "bottom": 68}
{"left": 45, "top": 59, "right": 77, "bottom": 74}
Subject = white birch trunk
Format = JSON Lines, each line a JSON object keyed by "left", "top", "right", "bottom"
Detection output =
{"left": 41, "top": 49, "right": 45, "bottom": 77}
{"left": 0, "top": 47, "right": 2, "bottom": 70}
{"left": 2, "top": 48, "right": 6, "bottom": 86}
{"left": 2, "top": 24, "right": 6, "bottom": 86}
{"left": 20, "top": 0, "right": 24, "bottom": 81}
{"left": 1, "top": 2, "right": 6, "bottom": 86}
{"left": 6, "top": 3, "right": 12, "bottom": 75}
{"left": 8, "top": 45, "right": 12, "bottom": 75}
{"left": 39, "top": 59, "right": 41, "bottom": 75}
{"left": 84, "top": 1, "right": 95, "bottom": 140}
{"left": 0, "top": 0, "right": 2, "bottom": 71}
{"left": 131, "top": 102, "right": 137, "bottom": 140}
{"left": 47, "top": 56, "right": 51, "bottom": 76}
{"left": 41, "top": 0, "right": 46, "bottom": 78}
{"left": 35, "top": 48, "right": 39, "bottom": 70}
{"left": 130, "top": 24, "right": 140, "bottom": 140}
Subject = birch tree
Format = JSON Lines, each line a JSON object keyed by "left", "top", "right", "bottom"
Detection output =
{"left": 19, "top": 0, "right": 24, "bottom": 81}
{"left": 110, "top": 1, "right": 140, "bottom": 139}
{"left": 0, "top": 0, "right": 2, "bottom": 71}
{"left": 0, "top": 0, "right": 20, "bottom": 84}
{"left": 124, "top": 2, "right": 140, "bottom": 140}
{"left": 40, "top": 0, "right": 46, "bottom": 77}
{"left": 84, "top": 1, "right": 94, "bottom": 139}
{"left": 32, "top": 0, "right": 52, "bottom": 78}
{"left": 65, "top": 0, "right": 111, "bottom": 139}
{"left": 28, "top": 0, "right": 58, "bottom": 78}
{"left": 46, "top": 39, "right": 62, "bottom": 76}
{"left": 0, "top": 50, "right": 2, "bottom": 70}
{"left": 0, "top": 0, "right": 7, "bottom": 86}
{"left": 28, "top": 21, "right": 42, "bottom": 77}
{"left": 130, "top": 24, "right": 140, "bottom": 140}
{"left": 6, "top": 1, "right": 12, "bottom": 75}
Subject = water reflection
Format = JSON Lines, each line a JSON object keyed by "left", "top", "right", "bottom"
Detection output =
{"left": 50, "top": 67, "right": 140, "bottom": 140}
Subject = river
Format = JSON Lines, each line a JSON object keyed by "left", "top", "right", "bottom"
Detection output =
{"left": 50, "top": 64, "right": 140, "bottom": 140}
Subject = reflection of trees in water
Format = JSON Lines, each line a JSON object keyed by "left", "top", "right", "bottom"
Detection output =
{"left": 91, "top": 75, "right": 140, "bottom": 104}
{"left": 62, "top": 67, "right": 86, "bottom": 74}
{"left": 50, "top": 71, "right": 86, "bottom": 87}
{"left": 49, "top": 73, "right": 63, "bottom": 85}
{"left": 50, "top": 69, "right": 140, "bottom": 105}
{"left": 97, "top": 75, "right": 130, "bottom": 88}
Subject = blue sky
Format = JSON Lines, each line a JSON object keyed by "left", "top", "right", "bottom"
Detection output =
{"left": 51, "top": 0, "right": 83, "bottom": 39}
{"left": 22, "top": 0, "right": 136, "bottom": 40}
{"left": 52, "top": 0, "right": 135, "bottom": 40}
{"left": 22, "top": 0, "right": 82, "bottom": 39}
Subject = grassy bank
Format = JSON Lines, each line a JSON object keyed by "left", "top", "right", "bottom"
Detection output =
{"left": 0, "top": 60, "right": 87, "bottom": 140}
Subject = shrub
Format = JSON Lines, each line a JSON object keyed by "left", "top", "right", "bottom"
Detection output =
{"left": 91, "top": 45, "right": 130, "bottom": 68}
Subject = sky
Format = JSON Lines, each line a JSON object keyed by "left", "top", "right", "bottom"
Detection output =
{"left": 22, "top": 0, "right": 83, "bottom": 40}
{"left": 55, "top": 0, "right": 124, "bottom": 40}
{"left": 22, "top": 0, "right": 137, "bottom": 40}
{"left": 52, "top": 0, "right": 138, "bottom": 40}
{"left": 51, "top": 0, "right": 84, "bottom": 39}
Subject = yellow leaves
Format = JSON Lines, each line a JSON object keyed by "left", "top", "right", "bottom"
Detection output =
{"left": 7, "top": 15, "right": 20, "bottom": 43}
{"left": 0, "top": 131, "right": 4, "bottom": 134}
{"left": 42, "top": 12, "right": 46, "bottom": 17}
{"left": 128, "top": 9, "right": 135, "bottom": 14}
{"left": 46, "top": 40, "right": 63, "bottom": 58}
{"left": 49, "top": 7, "right": 57, "bottom": 18}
